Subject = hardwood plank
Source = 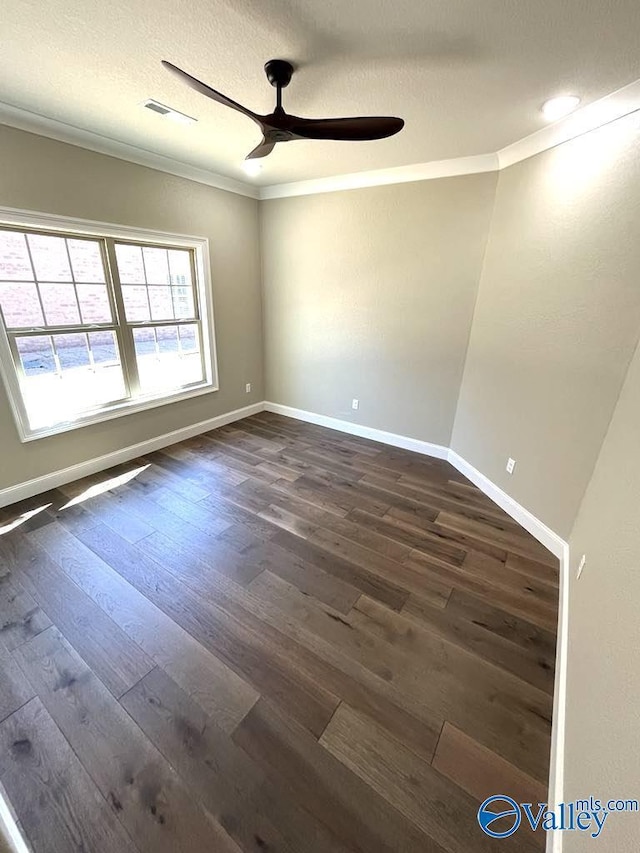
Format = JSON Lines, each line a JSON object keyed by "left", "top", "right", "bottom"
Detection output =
{"left": 271, "top": 528, "right": 410, "bottom": 610}
{"left": 121, "top": 667, "right": 350, "bottom": 853}
{"left": 0, "top": 534, "right": 154, "bottom": 699}
{"left": 73, "top": 522, "right": 340, "bottom": 737}
{"left": 258, "top": 486, "right": 413, "bottom": 562}
{"left": 436, "top": 512, "right": 558, "bottom": 566}
{"left": 398, "top": 594, "right": 555, "bottom": 693}
{"left": 257, "top": 502, "right": 320, "bottom": 539}
{"left": 506, "top": 553, "right": 559, "bottom": 589}
{"left": 405, "top": 549, "right": 559, "bottom": 633}
{"left": 385, "top": 505, "right": 509, "bottom": 561}
{"left": 320, "top": 703, "right": 513, "bottom": 853}
{"left": 0, "top": 697, "right": 137, "bottom": 853}
{"left": 445, "top": 588, "right": 557, "bottom": 660}
{"left": 28, "top": 522, "right": 258, "bottom": 733}
{"left": 229, "top": 536, "right": 361, "bottom": 615}
{"left": 161, "top": 442, "right": 251, "bottom": 487}
{"left": 302, "top": 583, "right": 553, "bottom": 781}
{"left": 0, "top": 646, "right": 35, "bottom": 723}
{"left": 141, "top": 485, "right": 231, "bottom": 537}
{"left": 140, "top": 528, "right": 262, "bottom": 587}
{"left": 348, "top": 506, "right": 468, "bottom": 566}
{"left": 233, "top": 698, "right": 442, "bottom": 853}
{"left": 249, "top": 571, "right": 407, "bottom": 684}
{"left": 198, "top": 491, "right": 279, "bottom": 540}
{"left": 198, "top": 570, "right": 443, "bottom": 764}
{"left": 57, "top": 485, "right": 155, "bottom": 545}
{"left": 432, "top": 722, "right": 548, "bottom": 810}
{"left": 310, "top": 527, "right": 453, "bottom": 609}
{"left": 0, "top": 573, "right": 51, "bottom": 651}
{"left": 15, "top": 628, "right": 241, "bottom": 853}
{"left": 462, "top": 551, "right": 558, "bottom": 614}
{"left": 135, "top": 458, "right": 212, "bottom": 503}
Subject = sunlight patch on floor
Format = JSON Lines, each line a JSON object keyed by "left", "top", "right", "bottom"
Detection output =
{"left": 60, "top": 465, "right": 150, "bottom": 508}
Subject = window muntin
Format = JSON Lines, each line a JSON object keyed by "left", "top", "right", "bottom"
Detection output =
{"left": 0, "top": 222, "right": 214, "bottom": 440}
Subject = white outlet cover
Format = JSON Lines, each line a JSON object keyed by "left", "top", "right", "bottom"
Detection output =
{"left": 352, "top": 398, "right": 359, "bottom": 410}
{"left": 506, "top": 457, "right": 516, "bottom": 474}
{"left": 577, "top": 554, "right": 586, "bottom": 579}
{"left": 245, "top": 383, "right": 251, "bottom": 393}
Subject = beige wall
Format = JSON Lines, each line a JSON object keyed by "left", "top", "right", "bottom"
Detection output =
{"left": 0, "top": 125, "right": 263, "bottom": 491}
{"left": 451, "top": 113, "right": 640, "bottom": 538}
{"left": 563, "top": 335, "right": 640, "bottom": 852}
{"left": 4, "top": 114, "right": 640, "bottom": 547}
{"left": 260, "top": 174, "right": 497, "bottom": 446}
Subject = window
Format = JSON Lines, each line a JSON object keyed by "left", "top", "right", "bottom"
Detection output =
{"left": 0, "top": 210, "right": 217, "bottom": 441}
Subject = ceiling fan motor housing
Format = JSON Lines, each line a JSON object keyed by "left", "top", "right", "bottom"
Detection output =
{"left": 264, "top": 59, "right": 294, "bottom": 89}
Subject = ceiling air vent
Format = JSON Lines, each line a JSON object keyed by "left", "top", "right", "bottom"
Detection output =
{"left": 142, "top": 99, "right": 197, "bottom": 125}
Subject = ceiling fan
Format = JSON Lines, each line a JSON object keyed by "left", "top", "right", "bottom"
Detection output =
{"left": 162, "top": 58, "right": 404, "bottom": 160}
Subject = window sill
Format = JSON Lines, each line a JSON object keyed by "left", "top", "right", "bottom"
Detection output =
{"left": 18, "top": 381, "right": 219, "bottom": 442}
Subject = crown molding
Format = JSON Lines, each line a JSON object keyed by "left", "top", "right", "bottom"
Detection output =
{"left": 258, "top": 153, "right": 500, "bottom": 199}
{"left": 498, "top": 76, "right": 640, "bottom": 169}
{"left": 0, "top": 101, "right": 259, "bottom": 199}
{"left": 2, "top": 75, "right": 640, "bottom": 202}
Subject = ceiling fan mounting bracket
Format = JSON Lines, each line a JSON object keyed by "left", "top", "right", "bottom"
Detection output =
{"left": 264, "top": 59, "right": 294, "bottom": 89}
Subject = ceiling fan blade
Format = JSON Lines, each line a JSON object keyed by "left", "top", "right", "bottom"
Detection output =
{"left": 246, "top": 139, "right": 276, "bottom": 160}
{"left": 288, "top": 116, "right": 404, "bottom": 141}
{"left": 162, "top": 60, "right": 262, "bottom": 126}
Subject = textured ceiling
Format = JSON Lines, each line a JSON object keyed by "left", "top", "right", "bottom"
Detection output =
{"left": 2, "top": 0, "right": 640, "bottom": 186}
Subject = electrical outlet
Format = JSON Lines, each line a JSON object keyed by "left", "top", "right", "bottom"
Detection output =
{"left": 577, "top": 554, "right": 586, "bottom": 579}
{"left": 245, "top": 383, "right": 251, "bottom": 393}
{"left": 506, "top": 457, "right": 516, "bottom": 475}
{"left": 352, "top": 398, "right": 359, "bottom": 410}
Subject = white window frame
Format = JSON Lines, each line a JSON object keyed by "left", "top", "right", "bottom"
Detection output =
{"left": 0, "top": 206, "right": 219, "bottom": 442}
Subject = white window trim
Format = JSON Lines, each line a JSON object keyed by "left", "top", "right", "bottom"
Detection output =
{"left": 0, "top": 206, "right": 219, "bottom": 442}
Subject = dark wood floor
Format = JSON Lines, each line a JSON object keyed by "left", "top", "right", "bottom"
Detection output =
{"left": 0, "top": 412, "right": 558, "bottom": 853}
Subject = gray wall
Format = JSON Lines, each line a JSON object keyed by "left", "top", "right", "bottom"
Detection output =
{"left": 0, "top": 125, "right": 263, "bottom": 491}
{"left": 260, "top": 174, "right": 497, "bottom": 447}
{"left": 449, "top": 113, "right": 640, "bottom": 538}
{"left": 563, "top": 334, "right": 640, "bottom": 852}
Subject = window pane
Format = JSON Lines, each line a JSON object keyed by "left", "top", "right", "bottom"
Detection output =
{"left": 18, "top": 331, "right": 127, "bottom": 431}
{"left": 115, "top": 244, "right": 145, "bottom": 283}
{"left": 67, "top": 239, "right": 105, "bottom": 283}
{"left": 131, "top": 327, "right": 156, "bottom": 356}
{"left": 27, "top": 234, "right": 72, "bottom": 282}
{"left": 142, "top": 247, "right": 169, "bottom": 284}
{"left": 178, "top": 324, "right": 198, "bottom": 352}
{"left": 0, "top": 231, "right": 33, "bottom": 280}
{"left": 55, "top": 333, "right": 90, "bottom": 370}
{"left": 39, "top": 282, "right": 81, "bottom": 326}
{"left": 77, "top": 284, "right": 112, "bottom": 324}
{"left": 0, "top": 282, "right": 44, "bottom": 328}
{"left": 168, "top": 250, "right": 192, "bottom": 286}
{"left": 88, "top": 331, "right": 119, "bottom": 364}
{"left": 122, "top": 285, "right": 150, "bottom": 321}
{"left": 134, "top": 325, "right": 202, "bottom": 394}
{"left": 148, "top": 286, "right": 173, "bottom": 320}
{"left": 156, "top": 325, "right": 178, "bottom": 352}
{"left": 172, "top": 286, "right": 195, "bottom": 319}
{"left": 16, "top": 336, "right": 56, "bottom": 376}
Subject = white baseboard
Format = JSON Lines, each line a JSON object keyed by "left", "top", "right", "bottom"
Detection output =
{"left": 546, "top": 543, "right": 570, "bottom": 853}
{"left": 263, "top": 402, "right": 449, "bottom": 460}
{"left": 0, "top": 402, "right": 264, "bottom": 509}
{"left": 446, "top": 450, "right": 567, "bottom": 561}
